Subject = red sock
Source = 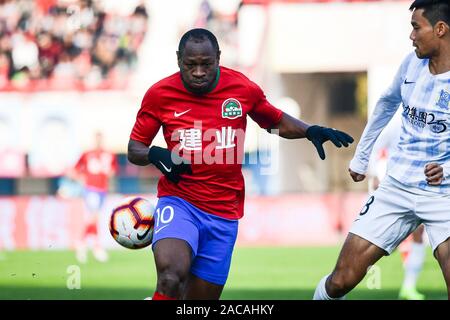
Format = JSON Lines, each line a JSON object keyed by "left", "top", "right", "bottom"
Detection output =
{"left": 152, "top": 292, "right": 177, "bottom": 300}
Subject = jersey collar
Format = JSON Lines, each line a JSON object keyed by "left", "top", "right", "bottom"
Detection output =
{"left": 209, "top": 67, "right": 220, "bottom": 92}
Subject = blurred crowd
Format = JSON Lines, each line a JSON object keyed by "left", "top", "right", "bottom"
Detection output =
{"left": 0, "top": 0, "right": 148, "bottom": 91}
{"left": 193, "top": 0, "right": 241, "bottom": 68}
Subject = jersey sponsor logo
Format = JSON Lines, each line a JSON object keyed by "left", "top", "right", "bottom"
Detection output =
{"left": 403, "top": 105, "right": 447, "bottom": 133}
{"left": 403, "top": 79, "right": 415, "bottom": 85}
{"left": 174, "top": 109, "right": 191, "bottom": 117}
{"left": 436, "top": 89, "right": 449, "bottom": 110}
{"left": 222, "top": 98, "right": 242, "bottom": 119}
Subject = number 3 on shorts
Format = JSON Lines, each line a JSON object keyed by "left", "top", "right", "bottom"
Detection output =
{"left": 155, "top": 205, "right": 175, "bottom": 228}
{"left": 359, "top": 195, "right": 375, "bottom": 216}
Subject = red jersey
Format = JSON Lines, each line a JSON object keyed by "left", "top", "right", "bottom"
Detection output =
{"left": 74, "top": 149, "right": 118, "bottom": 192}
{"left": 130, "top": 66, "right": 283, "bottom": 219}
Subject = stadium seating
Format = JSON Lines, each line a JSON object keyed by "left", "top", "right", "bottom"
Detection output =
{"left": 0, "top": 0, "right": 148, "bottom": 91}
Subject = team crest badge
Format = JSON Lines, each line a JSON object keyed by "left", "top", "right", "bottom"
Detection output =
{"left": 436, "top": 89, "right": 449, "bottom": 109}
{"left": 222, "top": 98, "right": 242, "bottom": 119}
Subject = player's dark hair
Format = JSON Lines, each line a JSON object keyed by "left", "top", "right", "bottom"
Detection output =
{"left": 410, "top": 0, "right": 450, "bottom": 26}
{"left": 178, "top": 28, "right": 220, "bottom": 56}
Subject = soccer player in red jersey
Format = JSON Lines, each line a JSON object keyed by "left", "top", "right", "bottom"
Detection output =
{"left": 74, "top": 132, "right": 118, "bottom": 263}
{"left": 128, "top": 28, "right": 354, "bottom": 300}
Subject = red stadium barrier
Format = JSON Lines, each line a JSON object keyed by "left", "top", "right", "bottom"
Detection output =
{"left": 237, "top": 193, "right": 367, "bottom": 246}
{"left": 0, "top": 196, "right": 85, "bottom": 250}
{"left": 0, "top": 193, "right": 368, "bottom": 250}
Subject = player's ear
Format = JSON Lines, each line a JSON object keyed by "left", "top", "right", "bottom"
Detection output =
{"left": 435, "top": 21, "right": 449, "bottom": 38}
{"left": 216, "top": 50, "right": 221, "bottom": 63}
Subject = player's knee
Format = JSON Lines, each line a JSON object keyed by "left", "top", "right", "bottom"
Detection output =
{"left": 328, "top": 270, "right": 358, "bottom": 297}
{"left": 328, "top": 273, "right": 346, "bottom": 295}
{"left": 157, "top": 269, "right": 186, "bottom": 293}
{"left": 157, "top": 260, "right": 190, "bottom": 290}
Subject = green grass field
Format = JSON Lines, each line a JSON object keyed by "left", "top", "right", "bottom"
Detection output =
{"left": 0, "top": 246, "right": 446, "bottom": 300}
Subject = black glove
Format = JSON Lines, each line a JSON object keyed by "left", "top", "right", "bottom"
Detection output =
{"left": 305, "top": 125, "right": 354, "bottom": 160}
{"left": 148, "top": 146, "right": 192, "bottom": 183}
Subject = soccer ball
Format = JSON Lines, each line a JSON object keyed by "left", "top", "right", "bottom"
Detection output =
{"left": 109, "top": 196, "right": 155, "bottom": 249}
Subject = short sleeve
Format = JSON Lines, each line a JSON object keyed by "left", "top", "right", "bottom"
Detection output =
{"left": 247, "top": 81, "right": 283, "bottom": 129}
{"left": 74, "top": 153, "right": 86, "bottom": 173}
{"left": 130, "top": 87, "right": 162, "bottom": 146}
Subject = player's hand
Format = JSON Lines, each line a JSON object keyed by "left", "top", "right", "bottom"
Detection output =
{"left": 349, "top": 168, "right": 366, "bottom": 182}
{"left": 148, "top": 146, "right": 192, "bottom": 183}
{"left": 305, "top": 125, "right": 354, "bottom": 160}
{"left": 424, "top": 162, "right": 444, "bottom": 186}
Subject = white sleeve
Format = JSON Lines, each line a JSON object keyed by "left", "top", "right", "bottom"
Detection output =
{"left": 349, "top": 55, "right": 412, "bottom": 175}
{"left": 366, "top": 111, "right": 402, "bottom": 176}
{"left": 442, "top": 162, "right": 450, "bottom": 181}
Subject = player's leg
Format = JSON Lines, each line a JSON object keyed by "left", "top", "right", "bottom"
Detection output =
{"left": 75, "top": 188, "right": 90, "bottom": 263}
{"left": 150, "top": 196, "right": 200, "bottom": 299}
{"left": 412, "top": 225, "right": 424, "bottom": 242}
{"left": 182, "top": 274, "right": 224, "bottom": 299}
{"left": 399, "top": 225, "right": 425, "bottom": 300}
{"left": 81, "top": 189, "right": 108, "bottom": 262}
{"left": 91, "top": 192, "right": 108, "bottom": 262}
{"left": 153, "top": 238, "right": 193, "bottom": 299}
{"left": 314, "top": 233, "right": 386, "bottom": 299}
{"left": 434, "top": 238, "right": 450, "bottom": 299}
{"left": 182, "top": 200, "right": 239, "bottom": 300}
{"left": 315, "top": 176, "right": 420, "bottom": 299}
{"left": 416, "top": 192, "right": 450, "bottom": 300}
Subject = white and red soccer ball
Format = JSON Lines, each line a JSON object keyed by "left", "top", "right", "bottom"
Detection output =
{"left": 109, "top": 197, "right": 155, "bottom": 249}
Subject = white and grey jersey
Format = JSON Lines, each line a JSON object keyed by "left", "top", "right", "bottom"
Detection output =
{"left": 350, "top": 52, "right": 450, "bottom": 194}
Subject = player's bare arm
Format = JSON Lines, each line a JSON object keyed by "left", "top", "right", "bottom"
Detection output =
{"left": 273, "top": 112, "right": 354, "bottom": 160}
{"left": 128, "top": 139, "right": 151, "bottom": 166}
{"left": 424, "top": 162, "right": 444, "bottom": 185}
{"left": 274, "top": 112, "right": 310, "bottom": 138}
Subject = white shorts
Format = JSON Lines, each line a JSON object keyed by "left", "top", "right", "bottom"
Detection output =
{"left": 350, "top": 175, "right": 450, "bottom": 255}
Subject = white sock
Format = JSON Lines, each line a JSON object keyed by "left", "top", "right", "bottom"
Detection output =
{"left": 313, "top": 274, "right": 346, "bottom": 300}
{"left": 402, "top": 242, "right": 425, "bottom": 289}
